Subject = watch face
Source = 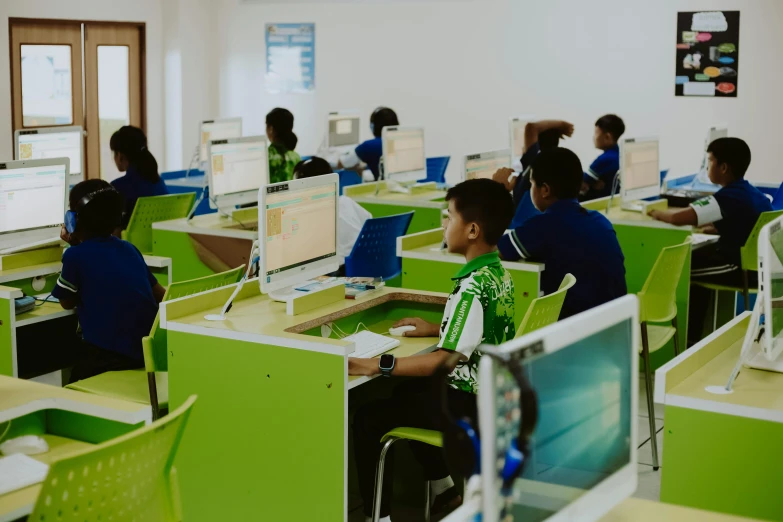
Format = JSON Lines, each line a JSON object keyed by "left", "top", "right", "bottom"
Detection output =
{"left": 379, "top": 354, "right": 395, "bottom": 370}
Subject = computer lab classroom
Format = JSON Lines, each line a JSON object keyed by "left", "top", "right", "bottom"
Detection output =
{"left": 0, "top": 1, "right": 782, "bottom": 522}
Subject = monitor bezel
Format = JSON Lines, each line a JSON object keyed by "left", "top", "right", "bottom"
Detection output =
{"left": 759, "top": 215, "right": 783, "bottom": 362}
{"left": 620, "top": 136, "right": 661, "bottom": 202}
{"left": 381, "top": 126, "right": 427, "bottom": 183}
{"left": 463, "top": 149, "right": 512, "bottom": 181}
{"left": 14, "top": 125, "right": 84, "bottom": 180}
{"left": 206, "top": 135, "right": 269, "bottom": 210}
{"left": 509, "top": 116, "right": 536, "bottom": 162}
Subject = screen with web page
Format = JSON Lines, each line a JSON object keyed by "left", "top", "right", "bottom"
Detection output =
{"left": 264, "top": 183, "right": 337, "bottom": 275}
{"left": 210, "top": 139, "right": 268, "bottom": 197}
{"left": 0, "top": 163, "right": 66, "bottom": 234}
{"left": 385, "top": 129, "right": 425, "bottom": 175}
{"left": 17, "top": 130, "right": 81, "bottom": 175}
{"left": 622, "top": 140, "right": 659, "bottom": 191}
{"left": 465, "top": 152, "right": 511, "bottom": 180}
{"left": 200, "top": 120, "right": 242, "bottom": 162}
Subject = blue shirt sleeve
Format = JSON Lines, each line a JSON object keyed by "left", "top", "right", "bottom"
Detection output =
{"left": 52, "top": 248, "right": 81, "bottom": 302}
{"left": 585, "top": 152, "right": 619, "bottom": 186}
{"left": 520, "top": 142, "right": 540, "bottom": 170}
{"left": 355, "top": 139, "right": 379, "bottom": 165}
{"left": 498, "top": 215, "right": 547, "bottom": 262}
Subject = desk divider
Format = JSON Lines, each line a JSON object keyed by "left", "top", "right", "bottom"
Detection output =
{"left": 409, "top": 182, "right": 437, "bottom": 194}
{"left": 343, "top": 182, "right": 386, "bottom": 197}
{"left": 642, "top": 199, "right": 669, "bottom": 214}
{"left": 231, "top": 207, "right": 258, "bottom": 224}
{"left": 581, "top": 195, "right": 619, "bottom": 212}
{"left": 0, "top": 246, "right": 63, "bottom": 271}
{"left": 397, "top": 229, "right": 443, "bottom": 253}
{"left": 163, "top": 281, "right": 262, "bottom": 324}
{"left": 286, "top": 283, "right": 345, "bottom": 316}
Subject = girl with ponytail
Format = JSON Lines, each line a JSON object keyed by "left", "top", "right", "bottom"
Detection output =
{"left": 110, "top": 126, "right": 169, "bottom": 228}
{"left": 266, "top": 108, "right": 302, "bottom": 183}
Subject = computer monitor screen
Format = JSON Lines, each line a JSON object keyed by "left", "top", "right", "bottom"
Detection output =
{"left": 760, "top": 216, "right": 783, "bottom": 362}
{"left": 620, "top": 137, "right": 660, "bottom": 201}
{"left": 200, "top": 118, "right": 242, "bottom": 162}
{"left": 260, "top": 174, "right": 339, "bottom": 293}
{"left": 208, "top": 136, "right": 269, "bottom": 208}
{"left": 0, "top": 160, "right": 68, "bottom": 236}
{"left": 382, "top": 127, "right": 426, "bottom": 182}
{"left": 15, "top": 127, "right": 82, "bottom": 177}
{"left": 465, "top": 150, "right": 512, "bottom": 181}
{"left": 510, "top": 119, "right": 528, "bottom": 160}
{"left": 327, "top": 114, "right": 360, "bottom": 149}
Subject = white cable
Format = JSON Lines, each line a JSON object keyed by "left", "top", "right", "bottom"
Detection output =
{"left": 606, "top": 171, "right": 622, "bottom": 214}
{"left": 327, "top": 321, "right": 370, "bottom": 339}
{"left": 0, "top": 420, "right": 11, "bottom": 443}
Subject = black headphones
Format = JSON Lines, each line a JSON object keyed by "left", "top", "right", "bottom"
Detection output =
{"left": 64, "top": 187, "right": 118, "bottom": 234}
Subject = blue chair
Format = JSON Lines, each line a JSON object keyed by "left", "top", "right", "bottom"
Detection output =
{"left": 345, "top": 212, "right": 414, "bottom": 280}
{"left": 772, "top": 182, "right": 783, "bottom": 211}
{"left": 337, "top": 169, "right": 362, "bottom": 195}
{"left": 421, "top": 156, "right": 450, "bottom": 184}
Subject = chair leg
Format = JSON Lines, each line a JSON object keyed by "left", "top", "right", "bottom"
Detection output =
{"left": 424, "top": 481, "right": 431, "bottom": 522}
{"left": 641, "top": 323, "right": 660, "bottom": 471}
{"left": 743, "top": 270, "right": 750, "bottom": 312}
{"left": 372, "top": 438, "right": 398, "bottom": 522}
{"left": 147, "top": 372, "right": 160, "bottom": 421}
{"left": 671, "top": 316, "right": 681, "bottom": 357}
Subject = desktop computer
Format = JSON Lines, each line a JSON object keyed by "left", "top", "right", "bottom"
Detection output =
{"left": 326, "top": 112, "right": 360, "bottom": 150}
{"left": 199, "top": 118, "right": 243, "bottom": 163}
{"left": 0, "top": 158, "right": 69, "bottom": 254}
{"left": 381, "top": 127, "right": 426, "bottom": 184}
{"left": 464, "top": 150, "right": 512, "bottom": 181}
{"left": 619, "top": 137, "right": 661, "bottom": 211}
{"left": 207, "top": 136, "right": 269, "bottom": 210}
{"left": 15, "top": 126, "right": 83, "bottom": 180}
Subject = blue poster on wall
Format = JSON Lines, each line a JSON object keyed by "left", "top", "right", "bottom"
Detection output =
{"left": 265, "top": 23, "right": 315, "bottom": 94}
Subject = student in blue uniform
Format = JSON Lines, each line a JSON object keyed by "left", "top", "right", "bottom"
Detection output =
{"left": 55, "top": 179, "right": 166, "bottom": 384}
{"left": 110, "top": 126, "right": 168, "bottom": 229}
{"left": 649, "top": 137, "right": 772, "bottom": 345}
{"left": 581, "top": 114, "right": 625, "bottom": 201}
{"left": 498, "top": 147, "right": 627, "bottom": 318}
{"left": 339, "top": 107, "right": 399, "bottom": 180}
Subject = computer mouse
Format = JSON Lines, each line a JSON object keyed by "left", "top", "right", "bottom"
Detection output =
{"left": 389, "top": 325, "right": 417, "bottom": 337}
{"left": 0, "top": 435, "right": 49, "bottom": 456}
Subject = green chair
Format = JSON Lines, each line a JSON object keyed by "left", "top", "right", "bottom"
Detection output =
{"left": 637, "top": 238, "right": 692, "bottom": 471}
{"left": 28, "top": 395, "right": 197, "bottom": 522}
{"left": 122, "top": 193, "right": 196, "bottom": 254}
{"left": 515, "top": 273, "right": 577, "bottom": 337}
{"left": 694, "top": 211, "right": 783, "bottom": 324}
{"left": 67, "top": 267, "right": 244, "bottom": 420}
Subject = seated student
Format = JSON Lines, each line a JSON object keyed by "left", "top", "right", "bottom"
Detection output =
{"left": 339, "top": 107, "right": 399, "bottom": 180}
{"left": 110, "top": 126, "right": 169, "bottom": 228}
{"left": 498, "top": 147, "right": 627, "bottom": 318}
{"left": 54, "top": 180, "right": 166, "bottom": 384}
{"left": 266, "top": 108, "right": 302, "bottom": 183}
{"left": 292, "top": 157, "right": 372, "bottom": 267}
{"left": 349, "top": 179, "right": 516, "bottom": 522}
{"left": 649, "top": 137, "right": 772, "bottom": 345}
{"left": 581, "top": 114, "right": 625, "bottom": 201}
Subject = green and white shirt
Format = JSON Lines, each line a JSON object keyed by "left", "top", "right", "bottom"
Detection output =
{"left": 438, "top": 251, "right": 516, "bottom": 394}
{"left": 268, "top": 143, "right": 302, "bottom": 184}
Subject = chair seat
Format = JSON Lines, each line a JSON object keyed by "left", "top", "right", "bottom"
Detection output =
{"left": 66, "top": 369, "right": 168, "bottom": 408}
{"left": 380, "top": 427, "right": 443, "bottom": 448}
{"left": 692, "top": 280, "right": 757, "bottom": 293}
{"left": 643, "top": 325, "right": 677, "bottom": 354}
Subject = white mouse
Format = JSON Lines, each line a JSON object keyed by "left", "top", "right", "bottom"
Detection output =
{"left": 389, "top": 325, "right": 417, "bottom": 337}
{"left": 0, "top": 435, "right": 49, "bottom": 456}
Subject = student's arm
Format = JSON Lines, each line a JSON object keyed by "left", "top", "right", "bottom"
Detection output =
{"left": 648, "top": 207, "right": 698, "bottom": 227}
{"left": 58, "top": 297, "right": 77, "bottom": 310}
{"left": 496, "top": 217, "right": 545, "bottom": 262}
{"left": 649, "top": 194, "right": 722, "bottom": 228}
{"left": 348, "top": 349, "right": 461, "bottom": 377}
{"left": 51, "top": 248, "right": 81, "bottom": 311}
{"left": 525, "top": 120, "right": 574, "bottom": 151}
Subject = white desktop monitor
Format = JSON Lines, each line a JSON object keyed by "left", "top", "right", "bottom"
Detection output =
{"left": 0, "top": 158, "right": 69, "bottom": 253}
{"left": 478, "top": 294, "right": 638, "bottom": 522}
{"left": 509, "top": 118, "right": 529, "bottom": 161}
{"left": 620, "top": 137, "right": 660, "bottom": 202}
{"left": 464, "top": 150, "right": 512, "bottom": 181}
{"left": 259, "top": 174, "right": 340, "bottom": 297}
{"left": 699, "top": 125, "right": 729, "bottom": 173}
{"left": 758, "top": 216, "right": 783, "bottom": 362}
{"left": 327, "top": 113, "right": 361, "bottom": 149}
{"left": 207, "top": 136, "right": 269, "bottom": 210}
{"left": 200, "top": 118, "right": 243, "bottom": 163}
{"left": 381, "top": 126, "right": 426, "bottom": 183}
{"left": 14, "top": 126, "right": 83, "bottom": 180}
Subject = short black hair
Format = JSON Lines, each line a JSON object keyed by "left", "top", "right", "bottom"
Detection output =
{"left": 538, "top": 128, "right": 561, "bottom": 150}
{"left": 707, "top": 137, "right": 751, "bottom": 179}
{"left": 531, "top": 148, "right": 583, "bottom": 200}
{"left": 445, "top": 179, "right": 514, "bottom": 245}
{"left": 293, "top": 156, "right": 333, "bottom": 179}
{"left": 595, "top": 114, "right": 626, "bottom": 142}
{"left": 69, "top": 179, "right": 124, "bottom": 239}
{"left": 370, "top": 107, "right": 399, "bottom": 138}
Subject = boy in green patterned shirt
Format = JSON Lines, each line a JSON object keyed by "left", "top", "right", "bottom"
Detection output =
{"left": 349, "top": 179, "right": 516, "bottom": 522}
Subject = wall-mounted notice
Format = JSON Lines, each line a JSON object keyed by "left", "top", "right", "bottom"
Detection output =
{"left": 675, "top": 11, "right": 739, "bottom": 97}
{"left": 265, "top": 23, "right": 315, "bottom": 94}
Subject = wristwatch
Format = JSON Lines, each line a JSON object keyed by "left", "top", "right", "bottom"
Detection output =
{"left": 379, "top": 354, "right": 395, "bottom": 377}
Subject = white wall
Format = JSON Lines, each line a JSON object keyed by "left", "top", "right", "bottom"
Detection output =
{"left": 213, "top": 0, "right": 783, "bottom": 185}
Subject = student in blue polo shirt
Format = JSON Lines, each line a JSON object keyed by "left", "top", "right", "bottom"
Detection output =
{"left": 581, "top": 114, "right": 625, "bottom": 201}
{"left": 498, "top": 147, "right": 627, "bottom": 318}
{"left": 339, "top": 107, "right": 399, "bottom": 180}
{"left": 649, "top": 137, "right": 772, "bottom": 345}
{"left": 110, "top": 126, "right": 168, "bottom": 229}
{"left": 55, "top": 179, "right": 166, "bottom": 384}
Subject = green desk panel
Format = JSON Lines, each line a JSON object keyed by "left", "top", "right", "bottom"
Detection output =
{"left": 152, "top": 229, "right": 215, "bottom": 283}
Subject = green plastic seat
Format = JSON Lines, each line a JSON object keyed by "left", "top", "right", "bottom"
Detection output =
{"left": 637, "top": 237, "right": 692, "bottom": 471}
{"left": 121, "top": 193, "right": 196, "bottom": 254}
{"left": 28, "top": 395, "right": 197, "bottom": 522}
{"left": 380, "top": 427, "right": 443, "bottom": 447}
{"left": 66, "top": 267, "right": 244, "bottom": 420}
{"left": 515, "top": 273, "right": 576, "bottom": 337}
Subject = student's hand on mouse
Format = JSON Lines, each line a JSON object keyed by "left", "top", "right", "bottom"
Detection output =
{"left": 348, "top": 357, "right": 379, "bottom": 376}
{"left": 392, "top": 318, "right": 439, "bottom": 337}
{"left": 701, "top": 224, "right": 718, "bottom": 235}
{"left": 492, "top": 168, "right": 516, "bottom": 191}
{"left": 648, "top": 209, "right": 663, "bottom": 221}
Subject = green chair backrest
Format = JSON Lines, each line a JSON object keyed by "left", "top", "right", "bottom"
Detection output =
{"left": 143, "top": 266, "right": 245, "bottom": 373}
{"left": 740, "top": 210, "right": 783, "bottom": 271}
{"left": 637, "top": 238, "right": 692, "bottom": 323}
{"left": 29, "top": 395, "right": 197, "bottom": 522}
{"left": 123, "top": 193, "right": 197, "bottom": 254}
{"left": 515, "top": 274, "right": 576, "bottom": 338}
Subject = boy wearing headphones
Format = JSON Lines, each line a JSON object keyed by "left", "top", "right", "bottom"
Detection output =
{"left": 339, "top": 107, "right": 399, "bottom": 180}
{"left": 54, "top": 179, "right": 166, "bottom": 384}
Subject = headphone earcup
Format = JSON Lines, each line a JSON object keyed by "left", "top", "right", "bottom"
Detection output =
{"left": 442, "top": 419, "right": 480, "bottom": 478}
{"left": 64, "top": 210, "right": 78, "bottom": 235}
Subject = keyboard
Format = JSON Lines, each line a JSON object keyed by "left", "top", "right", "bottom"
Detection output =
{"left": 0, "top": 454, "right": 49, "bottom": 496}
{"left": 345, "top": 330, "right": 400, "bottom": 359}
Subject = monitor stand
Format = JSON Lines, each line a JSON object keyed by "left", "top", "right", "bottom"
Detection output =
{"left": 268, "top": 286, "right": 307, "bottom": 304}
{"left": 621, "top": 200, "right": 644, "bottom": 212}
{"left": 385, "top": 179, "right": 412, "bottom": 195}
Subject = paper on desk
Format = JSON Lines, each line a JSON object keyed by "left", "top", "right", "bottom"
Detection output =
{"left": 0, "top": 454, "right": 49, "bottom": 496}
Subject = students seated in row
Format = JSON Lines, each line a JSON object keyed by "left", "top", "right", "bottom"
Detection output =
{"left": 498, "top": 147, "right": 627, "bottom": 318}
{"left": 581, "top": 114, "right": 625, "bottom": 201}
{"left": 55, "top": 180, "right": 166, "bottom": 384}
{"left": 339, "top": 107, "right": 399, "bottom": 180}
{"left": 110, "top": 126, "right": 168, "bottom": 228}
{"left": 266, "top": 108, "right": 302, "bottom": 183}
{"left": 649, "top": 137, "right": 772, "bottom": 345}
{"left": 292, "top": 157, "right": 371, "bottom": 266}
{"left": 348, "top": 179, "right": 516, "bottom": 522}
